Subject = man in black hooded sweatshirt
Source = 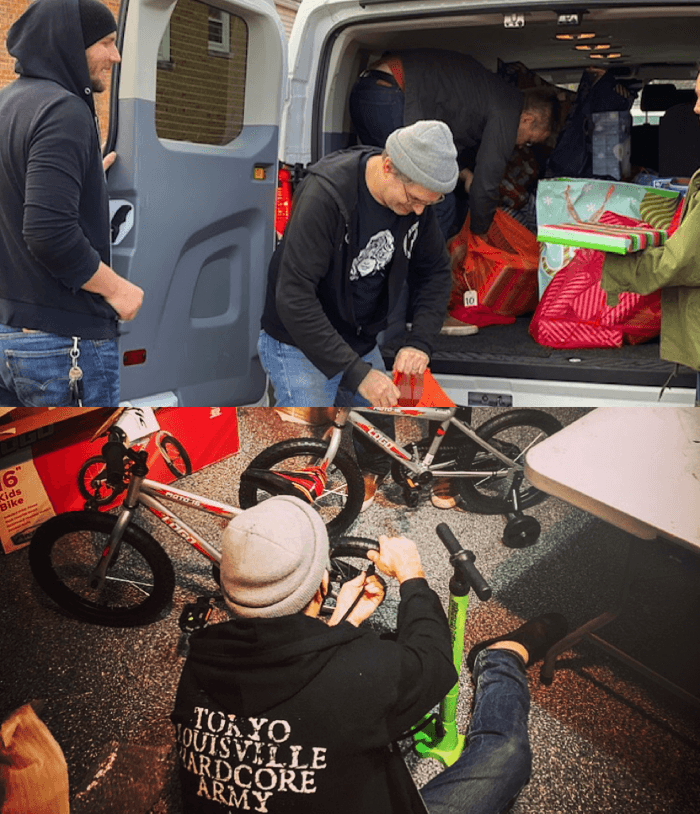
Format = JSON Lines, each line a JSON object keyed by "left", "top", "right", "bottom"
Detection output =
{"left": 0, "top": 0, "right": 144, "bottom": 406}
{"left": 172, "top": 494, "right": 567, "bottom": 814}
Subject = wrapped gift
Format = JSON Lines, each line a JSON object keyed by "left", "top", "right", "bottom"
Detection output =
{"left": 536, "top": 178, "right": 683, "bottom": 294}
{"left": 448, "top": 209, "right": 540, "bottom": 318}
{"left": 591, "top": 111, "right": 631, "bottom": 180}
{"left": 537, "top": 218, "right": 669, "bottom": 254}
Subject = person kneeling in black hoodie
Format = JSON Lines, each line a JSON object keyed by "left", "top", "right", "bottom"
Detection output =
{"left": 171, "top": 495, "right": 567, "bottom": 814}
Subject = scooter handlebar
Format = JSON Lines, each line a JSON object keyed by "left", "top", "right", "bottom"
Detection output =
{"left": 436, "top": 523, "right": 492, "bottom": 602}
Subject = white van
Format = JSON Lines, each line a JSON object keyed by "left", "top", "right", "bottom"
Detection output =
{"left": 112, "top": 0, "right": 699, "bottom": 406}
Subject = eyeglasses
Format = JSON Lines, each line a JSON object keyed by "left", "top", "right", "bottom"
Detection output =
{"left": 401, "top": 182, "right": 445, "bottom": 208}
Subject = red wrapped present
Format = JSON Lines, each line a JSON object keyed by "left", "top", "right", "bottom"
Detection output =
{"left": 530, "top": 212, "right": 661, "bottom": 349}
{"left": 448, "top": 209, "right": 540, "bottom": 318}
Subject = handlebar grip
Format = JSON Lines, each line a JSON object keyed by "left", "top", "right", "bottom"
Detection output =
{"left": 436, "top": 523, "right": 492, "bottom": 601}
{"left": 101, "top": 428, "right": 127, "bottom": 487}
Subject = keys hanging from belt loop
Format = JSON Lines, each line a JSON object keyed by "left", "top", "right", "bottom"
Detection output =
{"left": 69, "top": 336, "right": 84, "bottom": 407}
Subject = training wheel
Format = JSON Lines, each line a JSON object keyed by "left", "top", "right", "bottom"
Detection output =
{"left": 502, "top": 515, "right": 541, "bottom": 548}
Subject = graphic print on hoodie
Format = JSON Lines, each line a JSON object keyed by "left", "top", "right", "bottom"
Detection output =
{"left": 171, "top": 581, "right": 457, "bottom": 814}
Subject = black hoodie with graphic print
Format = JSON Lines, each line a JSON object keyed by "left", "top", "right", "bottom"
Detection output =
{"left": 171, "top": 578, "right": 457, "bottom": 814}
{"left": 0, "top": 0, "right": 119, "bottom": 338}
{"left": 261, "top": 147, "right": 452, "bottom": 393}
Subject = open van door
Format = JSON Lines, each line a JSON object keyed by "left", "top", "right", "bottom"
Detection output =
{"left": 108, "top": 0, "right": 286, "bottom": 406}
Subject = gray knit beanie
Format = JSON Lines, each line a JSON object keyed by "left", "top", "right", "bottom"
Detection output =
{"left": 78, "top": 0, "right": 117, "bottom": 48}
{"left": 220, "top": 495, "right": 329, "bottom": 618}
{"left": 385, "top": 120, "right": 459, "bottom": 195}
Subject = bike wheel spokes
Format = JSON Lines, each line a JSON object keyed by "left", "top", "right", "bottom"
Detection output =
{"left": 471, "top": 434, "right": 536, "bottom": 501}
{"left": 49, "top": 528, "right": 158, "bottom": 612}
{"left": 276, "top": 455, "right": 347, "bottom": 519}
{"left": 239, "top": 437, "right": 364, "bottom": 536}
{"left": 457, "top": 410, "right": 563, "bottom": 514}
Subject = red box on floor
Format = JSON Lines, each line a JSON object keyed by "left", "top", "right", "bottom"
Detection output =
{"left": 0, "top": 408, "right": 239, "bottom": 553}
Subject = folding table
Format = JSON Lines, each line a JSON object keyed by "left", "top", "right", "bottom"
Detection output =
{"left": 524, "top": 406, "right": 700, "bottom": 707}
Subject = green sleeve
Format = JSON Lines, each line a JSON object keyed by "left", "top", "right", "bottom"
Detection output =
{"left": 601, "top": 199, "right": 700, "bottom": 306}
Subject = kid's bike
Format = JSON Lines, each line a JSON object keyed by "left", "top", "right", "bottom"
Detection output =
{"left": 241, "top": 407, "right": 562, "bottom": 547}
{"left": 28, "top": 408, "right": 359, "bottom": 627}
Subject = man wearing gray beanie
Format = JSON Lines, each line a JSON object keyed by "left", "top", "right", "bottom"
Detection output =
{"left": 350, "top": 49, "right": 557, "bottom": 240}
{"left": 259, "top": 120, "right": 456, "bottom": 504}
{"left": 171, "top": 495, "right": 567, "bottom": 813}
{"left": 0, "top": 0, "right": 144, "bottom": 407}
{"left": 260, "top": 119, "right": 456, "bottom": 412}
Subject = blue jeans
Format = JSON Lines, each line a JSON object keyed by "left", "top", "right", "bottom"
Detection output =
{"left": 258, "top": 329, "right": 391, "bottom": 408}
{"left": 258, "top": 330, "right": 395, "bottom": 475}
{"left": 0, "top": 326, "right": 120, "bottom": 407}
{"left": 420, "top": 649, "right": 532, "bottom": 814}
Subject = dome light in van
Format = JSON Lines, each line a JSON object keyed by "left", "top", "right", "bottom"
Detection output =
{"left": 555, "top": 32, "right": 597, "bottom": 40}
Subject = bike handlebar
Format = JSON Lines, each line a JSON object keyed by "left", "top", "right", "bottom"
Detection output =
{"left": 436, "top": 523, "right": 492, "bottom": 602}
{"left": 101, "top": 428, "right": 127, "bottom": 487}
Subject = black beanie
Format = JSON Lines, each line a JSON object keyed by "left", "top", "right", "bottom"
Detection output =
{"left": 78, "top": 0, "right": 117, "bottom": 49}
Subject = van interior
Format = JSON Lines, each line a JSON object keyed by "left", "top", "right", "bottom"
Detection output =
{"left": 290, "top": 3, "right": 700, "bottom": 401}
{"left": 317, "top": 4, "right": 700, "bottom": 177}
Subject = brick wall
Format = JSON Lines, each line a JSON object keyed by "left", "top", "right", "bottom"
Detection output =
{"left": 155, "top": 0, "right": 248, "bottom": 144}
{"left": 1, "top": 0, "right": 298, "bottom": 145}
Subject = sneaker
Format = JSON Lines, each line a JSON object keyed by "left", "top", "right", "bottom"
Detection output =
{"left": 440, "top": 316, "right": 479, "bottom": 336}
{"left": 361, "top": 473, "right": 383, "bottom": 512}
{"left": 430, "top": 478, "right": 459, "bottom": 509}
{"left": 466, "top": 613, "right": 568, "bottom": 671}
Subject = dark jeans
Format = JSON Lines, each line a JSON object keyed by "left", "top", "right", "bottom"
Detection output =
{"left": 349, "top": 70, "right": 405, "bottom": 147}
{"left": 420, "top": 648, "right": 532, "bottom": 814}
{"left": 348, "top": 70, "right": 464, "bottom": 240}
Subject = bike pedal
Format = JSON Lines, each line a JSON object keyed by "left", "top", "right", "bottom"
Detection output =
{"left": 178, "top": 596, "right": 214, "bottom": 634}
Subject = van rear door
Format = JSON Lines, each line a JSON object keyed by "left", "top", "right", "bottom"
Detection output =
{"left": 110, "top": 0, "right": 285, "bottom": 405}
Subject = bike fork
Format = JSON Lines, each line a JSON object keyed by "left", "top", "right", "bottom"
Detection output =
{"left": 320, "top": 409, "right": 349, "bottom": 466}
{"left": 89, "top": 507, "right": 132, "bottom": 590}
{"left": 89, "top": 457, "right": 147, "bottom": 591}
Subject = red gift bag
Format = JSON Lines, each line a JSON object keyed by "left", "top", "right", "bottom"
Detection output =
{"left": 448, "top": 209, "right": 540, "bottom": 318}
{"left": 530, "top": 212, "right": 661, "bottom": 349}
{"left": 393, "top": 370, "right": 455, "bottom": 407}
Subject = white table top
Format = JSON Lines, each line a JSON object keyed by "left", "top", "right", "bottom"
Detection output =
{"left": 524, "top": 407, "right": 700, "bottom": 550}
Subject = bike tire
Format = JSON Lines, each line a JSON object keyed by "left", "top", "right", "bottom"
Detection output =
{"left": 29, "top": 511, "right": 175, "bottom": 627}
{"left": 327, "top": 536, "right": 378, "bottom": 590}
{"left": 77, "top": 455, "right": 122, "bottom": 506}
{"left": 330, "top": 536, "right": 379, "bottom": 561}
{"left": 326, "top": 537, "right": 398, "bottom": 632}
{"left": 238, "top": 438, "right": 364, "bottom": 537}
{"left": 457, "top": 409, "right": 563, "bottom": 515}
{"left": 160, "top": 435, "right": 192, "bottom": 478}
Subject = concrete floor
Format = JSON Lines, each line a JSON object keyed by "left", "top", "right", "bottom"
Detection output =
{"left": 1, "top": 407, "right": 699, "bottom": 813}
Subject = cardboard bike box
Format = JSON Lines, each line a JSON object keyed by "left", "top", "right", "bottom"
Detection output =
{"left": 0, "top": 408, "right": 239, "bottom": 554}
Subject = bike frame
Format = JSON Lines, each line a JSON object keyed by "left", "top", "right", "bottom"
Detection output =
{"left": 321, "top": 407, "right": 519, "bottom": 481}
{"left": 91, "top": 474, "right": 244, "bottom": 590}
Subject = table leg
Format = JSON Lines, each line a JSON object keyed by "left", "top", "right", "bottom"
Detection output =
{"left": 540, "top": 535, "right": 636, "bottom": 685}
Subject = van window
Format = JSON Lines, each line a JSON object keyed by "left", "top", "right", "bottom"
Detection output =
{"left": 155, "top": 0, "right": 248, "bottom": 146}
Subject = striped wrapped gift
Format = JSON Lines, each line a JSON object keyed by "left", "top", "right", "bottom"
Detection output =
{"left": 537, "top": 220, "right": 669, "bottom": 254}
{"left": 536, "top": 180, "right": 682, "bottom": 255}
